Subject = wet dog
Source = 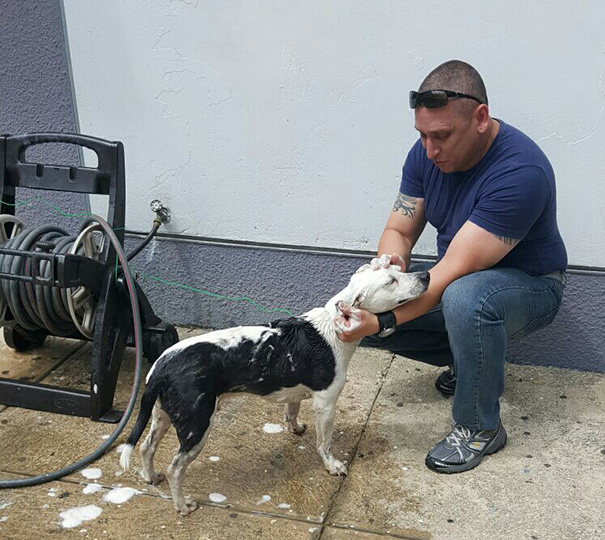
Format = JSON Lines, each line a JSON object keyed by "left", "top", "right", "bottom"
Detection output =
{"left": 120, "top": 259, "right": 429, "bottom": 514}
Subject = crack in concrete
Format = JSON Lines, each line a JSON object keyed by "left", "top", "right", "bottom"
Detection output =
{"left": 317, "top": 353, "right": 404, "bottom": 540}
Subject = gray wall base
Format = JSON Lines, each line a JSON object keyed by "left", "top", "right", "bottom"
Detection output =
{"left": 126, "top": 235, "right": 604, "bottom": 374}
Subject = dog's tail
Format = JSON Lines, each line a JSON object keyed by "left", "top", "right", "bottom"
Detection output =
{"left": 120, "top": 376, "right": 162, "bottom": 471}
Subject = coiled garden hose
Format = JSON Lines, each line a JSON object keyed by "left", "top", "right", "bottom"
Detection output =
{"left": 0, "top": 214, "right": 143, "bottom": 488}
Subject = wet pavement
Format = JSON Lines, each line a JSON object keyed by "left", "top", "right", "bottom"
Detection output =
{"left": 0, "top": 328, "right": 603, "bottom": 539}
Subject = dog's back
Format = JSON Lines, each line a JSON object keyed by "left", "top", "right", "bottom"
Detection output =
{"left": 151, "top": 315, "right": 339, "bottom": 405}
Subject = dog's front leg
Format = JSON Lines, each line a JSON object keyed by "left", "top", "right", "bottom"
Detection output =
{"left": 312, "top": 387, "right": 347, "bottom": 476}
{"left": 285, "top": 402, "right": 306, "bottom": 435}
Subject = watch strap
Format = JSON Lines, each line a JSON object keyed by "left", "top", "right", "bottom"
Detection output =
{"left": 376, "top": 310, "right": 397, "bottom": 333}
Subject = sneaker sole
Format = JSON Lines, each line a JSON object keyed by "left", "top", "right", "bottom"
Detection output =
{"left": 435, "top": 384, "right": 455, "bottom": 398}
{"left": 425, "top": 426, "right": 507, "bottom": 474}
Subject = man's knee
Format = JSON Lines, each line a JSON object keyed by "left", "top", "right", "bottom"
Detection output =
{"left": 441, "top": 273, "right": 502, "bottom": 325}
{"left": 441, "top": 275, "right": 476, "bottom": 322}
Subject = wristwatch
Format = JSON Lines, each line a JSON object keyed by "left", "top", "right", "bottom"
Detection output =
{"left": 376, "top": 310, "right": 397, "bottom": 338}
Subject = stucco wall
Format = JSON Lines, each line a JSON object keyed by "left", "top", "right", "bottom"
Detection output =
{"left": 63, "top": 1, "right": 605, "bottom": 267}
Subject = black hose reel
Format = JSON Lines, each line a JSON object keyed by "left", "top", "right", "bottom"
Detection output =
{"left": 0, "top": 133, "right": 179, "bottom": 423}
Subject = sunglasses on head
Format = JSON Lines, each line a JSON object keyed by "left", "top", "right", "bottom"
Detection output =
{"left": 409, "top": 90, "right": 485, "bottom": 109}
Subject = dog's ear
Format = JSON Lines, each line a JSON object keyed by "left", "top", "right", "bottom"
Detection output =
{"left": 333, "top": 301, "right": 362, "bottom": 333}
{"left": 335, "top": 300, "right": 351, "bottom": 314}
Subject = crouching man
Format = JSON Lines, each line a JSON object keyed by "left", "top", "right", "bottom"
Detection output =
{"left": 337, "top": 60, "right": 567, "bottom": 473}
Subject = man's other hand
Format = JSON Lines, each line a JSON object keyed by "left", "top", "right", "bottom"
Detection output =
{"left": 335, "top": 303, "right": 380, "bottom": 342}
{"left": 370, "top": 253, "right": 407, "bottom": 272}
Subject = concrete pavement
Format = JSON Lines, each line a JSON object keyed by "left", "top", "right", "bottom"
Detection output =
{"left": 0, "top": 328, "right": 603, "bottom": 539}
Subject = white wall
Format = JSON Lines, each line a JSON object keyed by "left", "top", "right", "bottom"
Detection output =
{"left": 63, "top": 1, "right": 605, "bottom": 265}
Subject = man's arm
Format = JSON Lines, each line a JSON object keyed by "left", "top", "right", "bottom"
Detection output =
{"left": 337, "top": 220, "right": 521, "bottom": 340}
{"left": 378, "top": 192, "right": 427, "bottom": 271}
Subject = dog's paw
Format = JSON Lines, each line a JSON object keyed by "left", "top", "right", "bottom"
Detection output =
{"left": 140, "top": 470, "right": 165, "bottom": 485}
{"left": 176, "top": 500, "right": 198, "bottom": 516}
{"left": 326, "top": 459, "right": 348, "bottom": 476}
{"left": 149, "top": 472, "right": 166, "bottom": 486}
{"left": 290, "top": 422, "right": 307, "bottom": 435}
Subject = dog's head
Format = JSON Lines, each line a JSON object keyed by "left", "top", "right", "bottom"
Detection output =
{"left": 330, "top": 262, "right": 430, "bottom": 315}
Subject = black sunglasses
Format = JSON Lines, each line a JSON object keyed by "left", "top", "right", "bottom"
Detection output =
{"left": 409, "top": 90, "right": 485, "bottom": 109}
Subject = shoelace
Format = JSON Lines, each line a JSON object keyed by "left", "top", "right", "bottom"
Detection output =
{"left": 445, "top": 423, "right": 471, "bottom": 447}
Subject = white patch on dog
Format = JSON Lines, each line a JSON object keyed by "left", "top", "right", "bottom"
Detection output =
{"left": 266, "top": 384, "right": 311, "bottom": 403}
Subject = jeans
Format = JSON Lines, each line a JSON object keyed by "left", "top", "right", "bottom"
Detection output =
{"left": 362, "top": 262, "right": 566, "bottom": 431}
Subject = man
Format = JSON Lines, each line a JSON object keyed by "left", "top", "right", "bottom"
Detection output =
{"left": 337, "top": 60, "right": 567, "bottom": 473}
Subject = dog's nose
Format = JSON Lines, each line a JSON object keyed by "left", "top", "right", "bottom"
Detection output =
{"left": 419, "top": 271, "right": 430, "bottom": 286}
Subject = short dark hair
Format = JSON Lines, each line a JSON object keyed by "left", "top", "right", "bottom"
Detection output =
{"left": 418, "top": 60, "right": 488, "bottom": 106}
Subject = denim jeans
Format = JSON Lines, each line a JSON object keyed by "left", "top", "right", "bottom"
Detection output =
{"left": 362, "top": 262, "right": 566, "bottom": 431}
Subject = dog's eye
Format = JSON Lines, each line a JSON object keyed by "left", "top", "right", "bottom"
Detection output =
{"left": 386, "top": 278, "right": 397, "bottom": 286}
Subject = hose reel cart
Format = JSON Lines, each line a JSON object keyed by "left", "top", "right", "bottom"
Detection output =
{"left": 0, "top": 133, "right": 178, "bottom": 423}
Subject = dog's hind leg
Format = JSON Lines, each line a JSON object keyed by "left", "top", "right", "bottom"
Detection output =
{"left": 166, "top": 394, "right": 217, "bottom": 515}
{"left": 140, "top": 404, "right": 171, "bottom": 485}
{"left": 312, "top": 384, "right": 347, "bottom": 476}
{"left": 285, "top": 402, "right": 306, "bottom": 435}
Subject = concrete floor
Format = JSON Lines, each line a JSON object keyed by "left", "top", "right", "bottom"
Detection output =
{"left": 0, "top": 328, "right": 603, "bottom": 539}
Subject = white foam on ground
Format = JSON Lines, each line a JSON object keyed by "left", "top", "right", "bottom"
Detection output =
{"left": 0, "top": 517, "right": 7, "bottom": 523}
{"left": 59, "top": 505, "right": 103, "bottom": 529}
{"left": 209, "top": 456, "right": 220, "bottom": 462}
{"left": 262, "top": 423, "right": 284, "bottom": 434}
{"left": 256, "top": 495, "right": 271, "bottom": 505}
{"left": 82, "top": 484, "right": 104, "bottom": 495}
{"left": 277, "top": 503, "right": 291, "bottom": 509}
{"left": 209, "top": 493, "right": 227, "bottom": 503}
{"left": 102, "top": 487, "right": 140, "bottom": 504}
{"left": 0, "top": 501, "right": 11, "bottom": 510}
{"left": 81, "top": 468, "right": 102, "bottom": 480}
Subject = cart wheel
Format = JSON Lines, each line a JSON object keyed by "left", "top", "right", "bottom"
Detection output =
{"left": 4, "top": 327, "right": 46, "bottom": 351}
{"left": 146, "top": 323, "right": 179, "bottom": 363}
{"left": 163, "top": 323, "right": 179, "bottom": 349}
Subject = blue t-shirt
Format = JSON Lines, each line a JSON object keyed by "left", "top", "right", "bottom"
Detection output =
{"left": 400, "top": 120, "right": 567, "bottom": 276}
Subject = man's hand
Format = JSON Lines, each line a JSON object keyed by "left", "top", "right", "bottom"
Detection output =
{"left": 370, "top": 253, "right": 407, "bottom": 272}
{"left": 334, "top": 302, "right": 380, "bottom": 342}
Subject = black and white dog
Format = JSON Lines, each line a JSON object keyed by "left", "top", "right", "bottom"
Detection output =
{"left": 120, "top": 258, "right": 429, "bottom": 514}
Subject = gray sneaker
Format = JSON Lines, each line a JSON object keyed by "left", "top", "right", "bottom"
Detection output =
{"left": 425, "top": 422, "right": 507, "bottom": 473}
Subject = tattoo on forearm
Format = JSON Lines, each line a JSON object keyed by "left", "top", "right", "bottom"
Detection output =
{"left": 493, "top": 234, "right": 521, "bottom": 247}
{"left": 393, "top": 193, "right": 417, "bottom": 218}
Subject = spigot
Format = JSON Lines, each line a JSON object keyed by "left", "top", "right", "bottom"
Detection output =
{"left": 150, "top": 200, "right": 171, "bottom": 224}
